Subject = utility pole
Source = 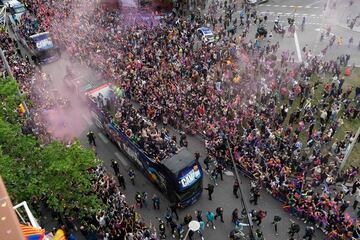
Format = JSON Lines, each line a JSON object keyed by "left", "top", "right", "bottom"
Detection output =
{"left": 0, "top": 48, "right": 14, "bottom": 77}
{"left": 1, "top": 47, "right": 29, "bottom": 115}
{"left": 225, "top": 135, "right": 255, "bottom": 240}
{"left": 338, "top": 126, "right": 360, "bottom": 174}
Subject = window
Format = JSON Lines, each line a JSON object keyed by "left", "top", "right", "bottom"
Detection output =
{"left": 176, "top": 178, "right": 202, "bottom": 202}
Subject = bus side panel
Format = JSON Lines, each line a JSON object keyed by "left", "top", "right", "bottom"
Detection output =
{"left": 89, "top": 105, "right": 201, "bottom": 206}
{"left": 90, "top": 107, "right": 170, "bottom": 191}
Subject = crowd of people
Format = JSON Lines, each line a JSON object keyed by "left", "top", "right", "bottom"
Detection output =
{"left": 2, "top": 0, "right": 360, "bottom": 239}
{"left": 98, "top": 96, "right": 179, "bottom": 161}
{"left": 17, "top": 12, "right": 43, "bottom": 40}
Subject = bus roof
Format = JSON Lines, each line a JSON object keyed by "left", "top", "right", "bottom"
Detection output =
{"left": 161, "top": 148, "right": 195, "bottom": 174}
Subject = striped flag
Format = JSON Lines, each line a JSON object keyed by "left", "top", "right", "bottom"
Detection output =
{"left": 20, "top": 224, "right": 45, "bottom": 240}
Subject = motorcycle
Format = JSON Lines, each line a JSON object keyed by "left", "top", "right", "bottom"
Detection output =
{"left": 273, "top": 22, "right": 285, "bottom": 35}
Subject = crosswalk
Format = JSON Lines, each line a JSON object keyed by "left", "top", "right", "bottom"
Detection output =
{"left": 259, "top": 4, "right": 320, "bottom": 9}
{"left": 260, "top": 11, "right": 324, "bottom": 19}
{"left": 267, "top": 19, "right": 323, "bottom": 26}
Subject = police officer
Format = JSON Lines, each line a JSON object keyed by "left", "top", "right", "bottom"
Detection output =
{"left": 111, "top": 159, "right": 120, "bottom": 176}
{"left": 303, "top": 226, "right": 315, "bottom": 240}
{"left": 87, "top": 131, "right": 96, "bottom": 146}
{"left": 135, "top": 192, "right": 142, "bottom": 208}
{"left": 128, "top": 169, "right": 135, "bottom": 185}
{"left": 215, "top": 207, "right": 224, "bottom": 223}
{"left": 216, "top": 163, "right": 224, "bottom": 181}
{"left": 158, "top": 219, "right": 166, "bottom": 239}
{"left": 170, "top": 203, "right": 179, "bottom": 220}
{"left": 117, "top": 173, "right": 126, "bottom": 189}
{"left": 233, "top": 180, "right": 240, "bottom": 198}
{"left": 204, "top": 183, "right": 215, "bottom": 200}
{"left": 288, "top": 221, "right": 300, "bottom": 238}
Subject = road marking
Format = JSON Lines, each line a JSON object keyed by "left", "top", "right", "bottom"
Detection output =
{"left": 263, "top": 12, "right": 323, "bottom": 17}
{"left": 224, "top": 171, "right": 234, "bottom": 177}
{"left": 82, "top": 114, "right": 93, "bottom": 126}
{"left": 306, "top": 0, "right": 322, "bottom": 7}
{"left": 294, "top": 31, "right": 303, "bottom": 63}
{"left": 98, "top": 132, "right": 109, "bottom": 144}
{"left": 262, "top": 4, "right": 322, "bottom": 9}
{"left": 115, "top": 152, "right": 129, "bottom": 167}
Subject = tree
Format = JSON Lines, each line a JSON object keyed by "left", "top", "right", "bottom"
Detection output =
{"left": 40, "top": 141, "right": 102, "bottom": 218}
{"left": 0, "top": 77, "right": 103, "bottom": 219}
{"left": 0, "top": 76, "right": 22, "bottom": 124}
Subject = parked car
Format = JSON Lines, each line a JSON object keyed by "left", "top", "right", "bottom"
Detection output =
{"left": 196, "top": 27, "right": 215, "bottom": 44}
{"left": 6, "top": 0, "right": 26, "bottom": 26}
{"left": 246, "top": 0, "right": 269, "bottom": 5}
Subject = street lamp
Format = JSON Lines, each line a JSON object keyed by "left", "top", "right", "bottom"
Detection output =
{"left": 183, "top": 220, "right": 200, "bottom": 240}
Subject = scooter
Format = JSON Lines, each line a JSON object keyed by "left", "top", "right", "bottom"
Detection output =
{"left": 273, "top": 22, "right": 285, "bottom": 34}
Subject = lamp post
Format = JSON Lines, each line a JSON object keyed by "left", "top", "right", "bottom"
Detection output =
{"left": 183, "top": 220, "right": 200, "bottom": 240}
{"left": 225, "top": 135, "right": 255, "bottom": 240}
{"left": 338, "top": 126, "right": 360, "bottom": 174}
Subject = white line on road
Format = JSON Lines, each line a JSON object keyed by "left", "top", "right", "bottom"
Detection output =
{"left": 262, "top": 4, "right": 322, "bottom": 9}
{"left": 115, "top": 152, "right": 129, "bottom": 167}
{"left": 306, "top": 0, "right": 322, "bottom": 7}
{"left": 98, "top": 132, "right": 109, "bottom": 144}
{"left": 294, "top": 31, "right": 303, "bottom": 63}
{"left": 82, "top": 114, "right": 93, "bottom": 126}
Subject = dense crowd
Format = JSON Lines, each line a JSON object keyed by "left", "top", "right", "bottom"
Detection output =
{"left": 17, "top": 12, "right": 43, "bottom": 40}
{"left": 2, "top": 0, "right": 360, "bottom": 239}
{"left": 95, "top": 95, "right": 179, "bottom": 161}
{"left": 89, "top": 166, "right": 158, "bottom": 239}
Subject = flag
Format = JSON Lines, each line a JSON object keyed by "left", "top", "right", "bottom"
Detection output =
{"left": 20, "top": 224, "right": 45, "bottom": 240}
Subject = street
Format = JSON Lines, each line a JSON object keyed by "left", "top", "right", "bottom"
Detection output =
{"left": 230, "top": 0, "right": 360, "bottom": 65}
{"left": 38, "top": 1, "right": 360, "bottom": 239}
{"left": 4, "top": 0, "right": 359, "bottom": 239}
{"left": 38, "top": 55, "right": 326, "bottom": 240}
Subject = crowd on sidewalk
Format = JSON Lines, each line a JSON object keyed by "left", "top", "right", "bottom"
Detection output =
{"left": 2, "top": 0, "right": 360, "bottom": 239}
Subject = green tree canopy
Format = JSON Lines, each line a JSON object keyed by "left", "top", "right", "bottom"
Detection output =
{"left": 0, "top": 77, "right": 103, "bottom": 219}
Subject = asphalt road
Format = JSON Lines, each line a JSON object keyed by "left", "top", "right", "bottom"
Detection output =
{"left": 219, "top": 0, "right": 360, "bottom": 65}
{"left": 40, "top": 55, "right": 326, "bottom": 240}
{"left": 8, "top": 0, "right": 360, "bottom": 239}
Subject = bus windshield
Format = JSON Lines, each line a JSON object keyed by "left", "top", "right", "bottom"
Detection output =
{"left": 176, "top": 177, "right": 202, "bottom": 202}
{"left": 37, "top": 48, "right": 58, "bottom": 61}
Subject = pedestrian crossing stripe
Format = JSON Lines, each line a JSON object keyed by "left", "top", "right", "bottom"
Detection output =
{"left": 267, "top": 19, "right": 323, "bottom": 25}
{"left": 259, "top": 11, "right": 323, "bottom": 18}
{"left": 261, "top": 4, "right": 319, "bottom": 9}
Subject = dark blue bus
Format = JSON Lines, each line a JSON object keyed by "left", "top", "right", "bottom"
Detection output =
{"left": 86, "top": 83, "right": 203, "bottom": 207}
